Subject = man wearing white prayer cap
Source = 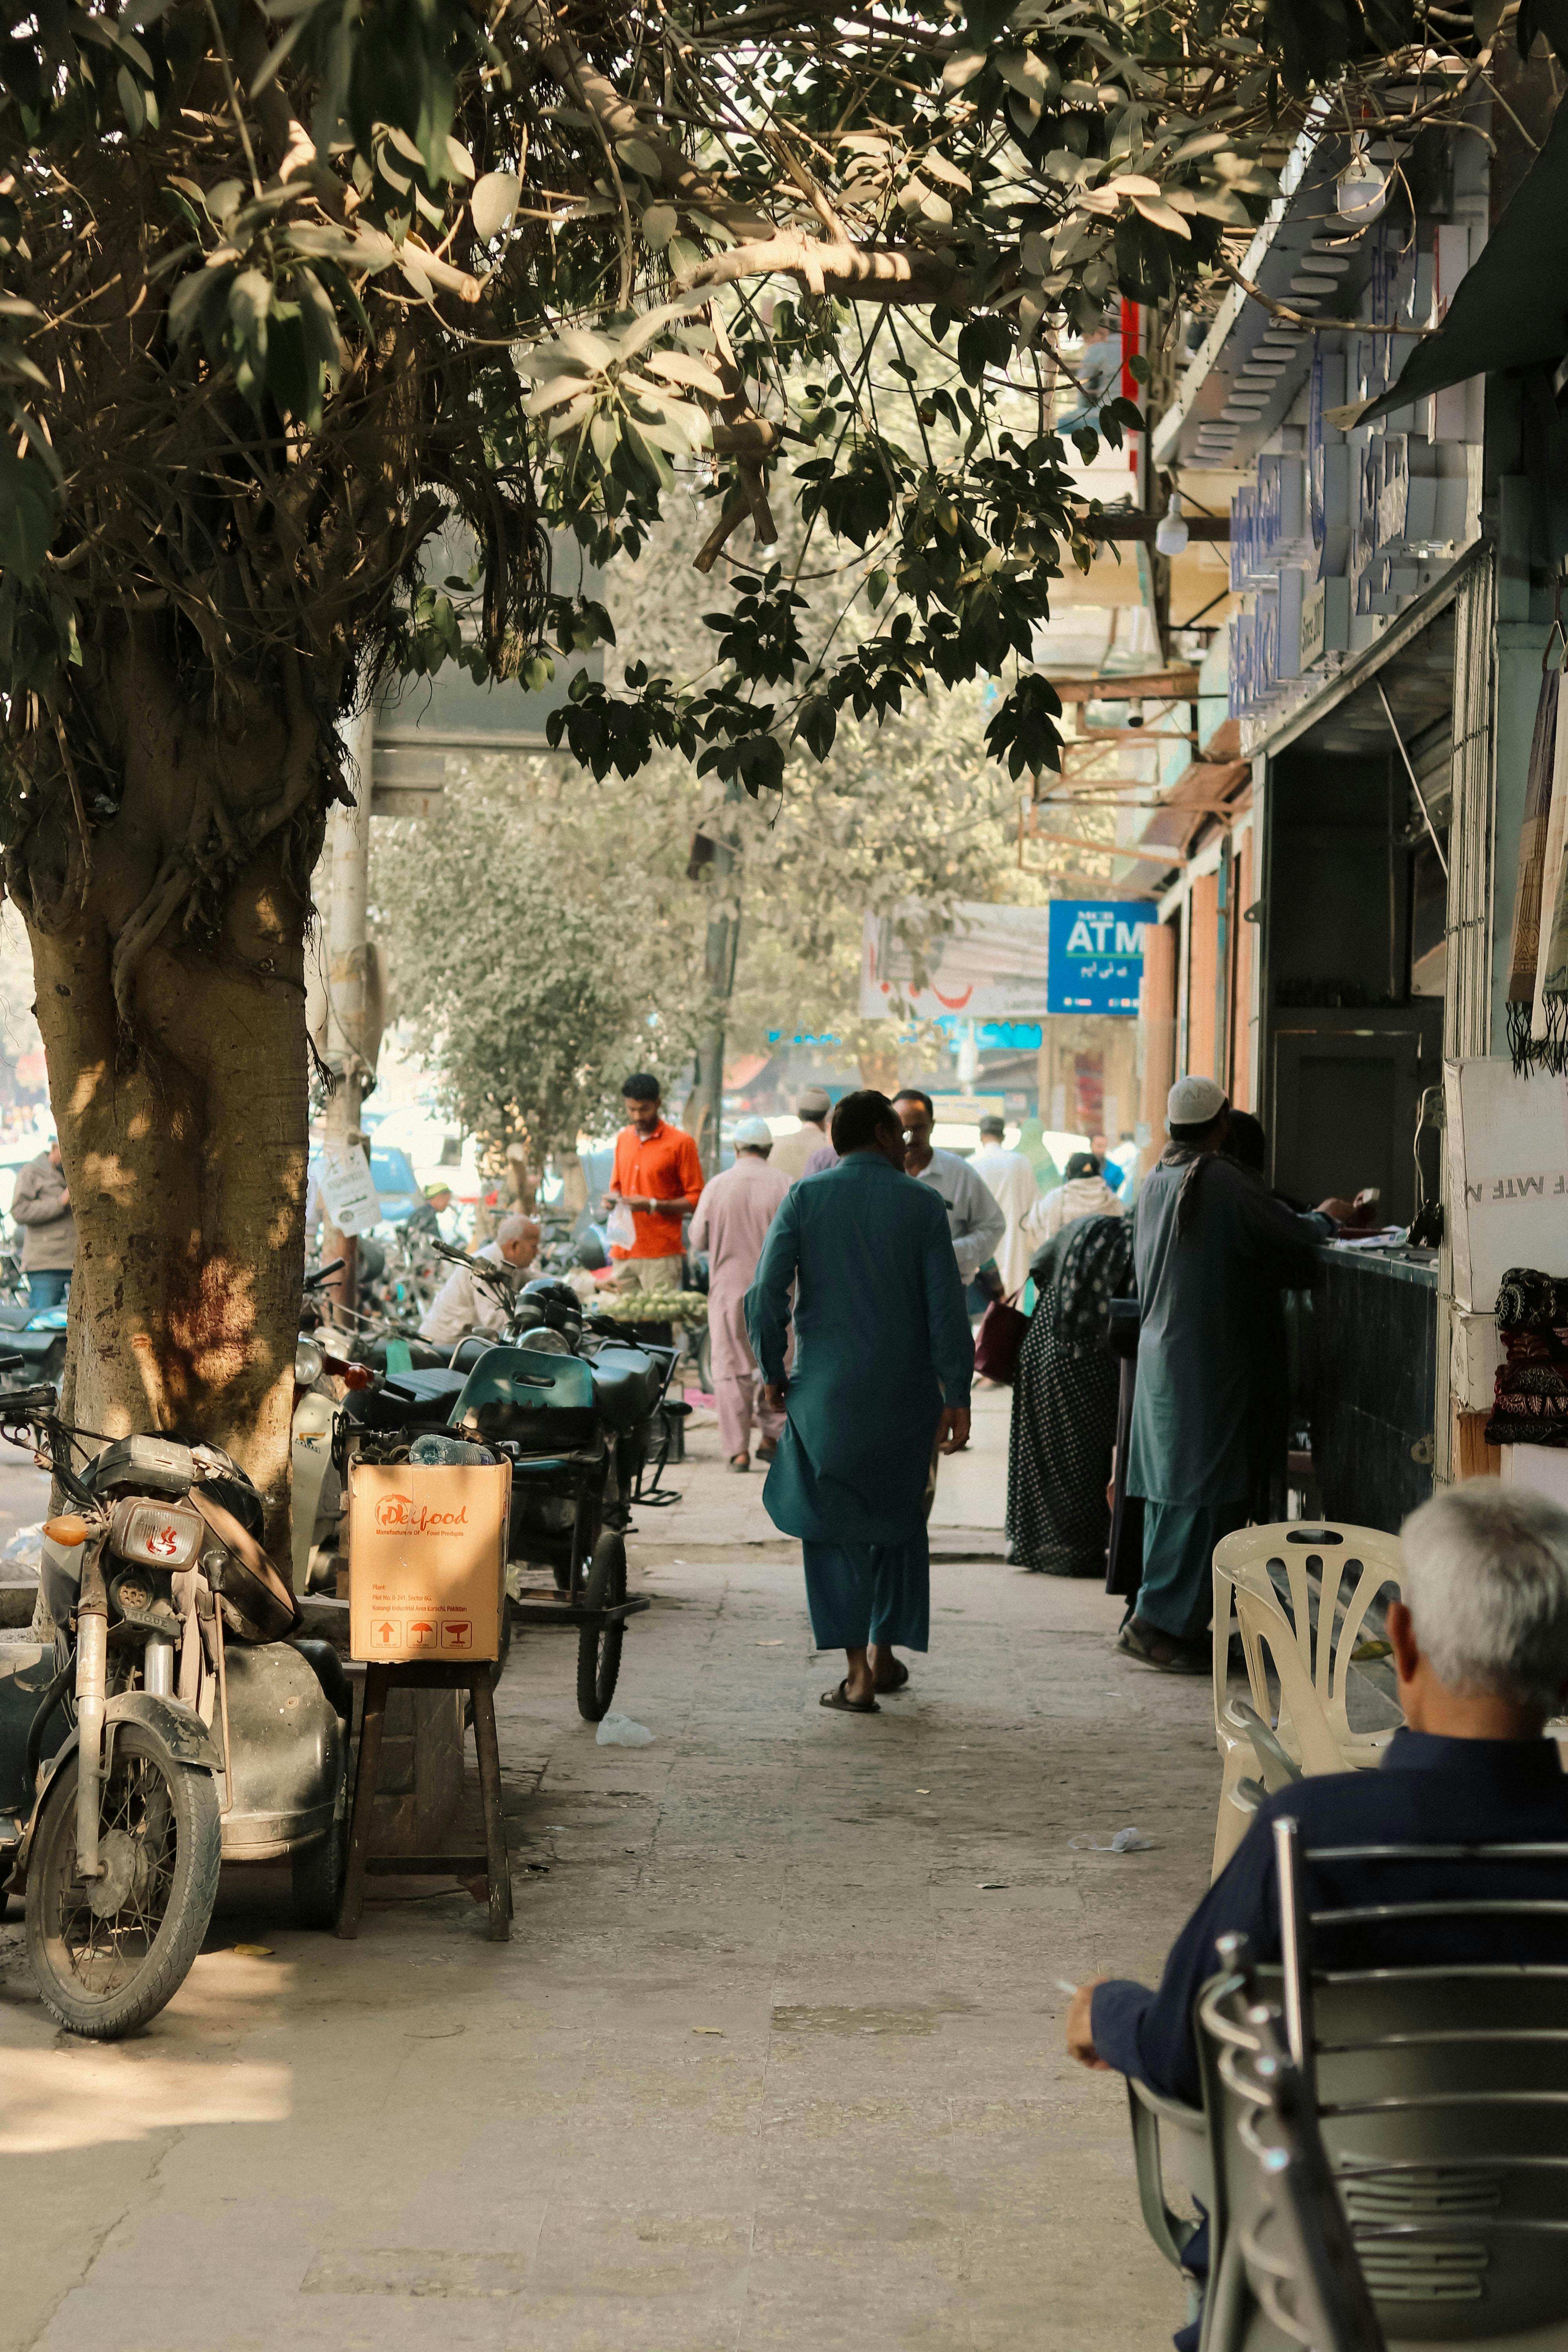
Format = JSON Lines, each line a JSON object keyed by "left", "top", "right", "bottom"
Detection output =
{"left": 1118, "top": 1075, "right": 1347, "bottom": 1672}
{"left": 688, "top": 1117, "right": 791, "bottom": 1469}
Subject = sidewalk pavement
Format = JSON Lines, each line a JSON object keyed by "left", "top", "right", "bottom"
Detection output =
{"left": 1, "top": 1388, "right": 1220, "bottom": 2352}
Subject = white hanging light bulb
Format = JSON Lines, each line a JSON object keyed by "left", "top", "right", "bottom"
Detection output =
{"left": 1155, "top": 491, "right": 1189, "bottom": 557}
{"left": 1336, "top": 133, "right": 1388, "bottom": 225}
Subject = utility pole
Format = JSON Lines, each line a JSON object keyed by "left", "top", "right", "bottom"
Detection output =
{"left": 685, "top": 786, "right": 742, "bottom": 1177}
{"left": 318, "top": 705, "right": 374, "bottom": 1318}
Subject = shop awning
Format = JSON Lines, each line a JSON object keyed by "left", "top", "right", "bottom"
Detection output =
{"left": 1332, "top": 99, "right": 1568, "bottom": 432}
{"left": 1128, "top": 754, "right": 1251, "bottom": 864}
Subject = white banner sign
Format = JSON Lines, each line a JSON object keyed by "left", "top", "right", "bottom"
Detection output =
{"left": 860, "top": 903, "right": 1055, "bottom": 1020}
{"left": 317, "top": 1143, "right": 382, "bottom": 1237}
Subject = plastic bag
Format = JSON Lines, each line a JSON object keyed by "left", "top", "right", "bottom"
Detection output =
{"left": 605, "top": 1200, "right": 636, "bottom": 1251}
{"left": 595, "top": 1713, "right": 654, "bottom": 1747}
{"left": 2, "top": 1522, "right": 43, "bottom": 1578}
{"left": 1068, "top": 1826, "right": 1156, "bottom": 1853}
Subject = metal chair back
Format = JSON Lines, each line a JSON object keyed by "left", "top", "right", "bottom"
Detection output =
{"left": 1197, "top": 1820, "right": 1568, "bottom": 2350}
{"left": 1227, "top": 2003, "right": 1390, "bottom": 2352}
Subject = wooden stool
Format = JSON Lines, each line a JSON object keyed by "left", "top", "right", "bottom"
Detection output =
{"left": 336, "top": 1660, "right": 512, "bottom": 1942}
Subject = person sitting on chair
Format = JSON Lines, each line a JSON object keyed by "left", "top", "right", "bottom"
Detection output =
{"left": 1065, "top": 1480, "right": 1568, "bottom": 2347}
{"left": 1067, "top": 1482, "right": 1568, "bottom": 2107}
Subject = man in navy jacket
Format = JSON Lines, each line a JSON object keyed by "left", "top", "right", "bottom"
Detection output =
{"left": 1067, "top": 1481, "right": 1568, "bottom": 2340}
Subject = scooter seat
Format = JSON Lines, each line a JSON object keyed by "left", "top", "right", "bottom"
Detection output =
{"left": 590, "top": 1346, "right": 666, "bottom": 1432}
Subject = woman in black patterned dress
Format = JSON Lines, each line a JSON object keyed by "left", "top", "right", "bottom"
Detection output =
{"left": 1006, "top": 1214, "right": 1135, "bottom": 1576}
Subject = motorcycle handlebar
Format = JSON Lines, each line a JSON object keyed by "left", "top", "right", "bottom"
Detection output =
{"left": 304, "top": 1257, "right": 346, "bottom": 1289}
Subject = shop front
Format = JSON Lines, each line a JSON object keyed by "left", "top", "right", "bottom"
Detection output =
{"left": 1124, "top": 87, "right": 1568, "bottom": 1531}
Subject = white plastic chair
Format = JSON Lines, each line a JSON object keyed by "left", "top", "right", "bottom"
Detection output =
{"left": 1210, "top": 1524, "right": 1405, "bottom": 1878}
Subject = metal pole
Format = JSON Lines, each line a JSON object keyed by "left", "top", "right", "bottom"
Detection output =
{"left": 687, "top": 789, "right": 742, "bottom": 1178}
{"left": 320, "top": 705, "right": 374, "bottom": 1316}
{"left": 1376, "top": 679, "right": 1449, "bottom": 881}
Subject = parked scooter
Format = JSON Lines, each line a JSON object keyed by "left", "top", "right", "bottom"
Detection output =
{"left": 0, "top": 1370, "right": 350, "bottom": 2037}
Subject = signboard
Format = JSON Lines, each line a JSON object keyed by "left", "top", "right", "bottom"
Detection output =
{"left": 929, "top": 1094, "right": 1006, "bottom": 1125}
{"left": 1444, "top": 1057, "right": 1568, "bottom": 1310}
{"left": 316, "top": 1143, "right": 382, "bottom": 1237}
{"left": 861, "top": 904, "right": 1054, "bottom": 1019}
{"left": 1046, "top": 901, "right": 1157, "bottom": 1016}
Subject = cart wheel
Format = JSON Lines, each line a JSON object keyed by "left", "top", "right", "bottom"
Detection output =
{"left": 575, "top": 1532, "right": 626, "bottom": 1722}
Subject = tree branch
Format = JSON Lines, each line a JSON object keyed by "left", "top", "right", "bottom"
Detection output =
{"left": 672, "top": 232, "right": 969, "bottom": 308}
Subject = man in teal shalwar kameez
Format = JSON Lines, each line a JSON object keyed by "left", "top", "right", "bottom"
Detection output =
{"left": 745, "top": 1090, "right": 974, "bottom": 1714}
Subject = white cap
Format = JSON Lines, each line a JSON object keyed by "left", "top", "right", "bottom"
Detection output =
{"left": 1167, "top": 1075, "right": 1227, "bottom": 1129}
{"left": 732, "top": 1116, "right": 774, "bottom": 1149}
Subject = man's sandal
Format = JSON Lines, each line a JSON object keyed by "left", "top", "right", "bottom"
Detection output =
{"left": 873, "top": 1659, "right": 910, "bottom": 1693}
{"left": 1116, "top": 1615, "right": 1209, "bottom": 1675}
{"left": 820, "top": 1680, "right": 879, "bottom": 1714}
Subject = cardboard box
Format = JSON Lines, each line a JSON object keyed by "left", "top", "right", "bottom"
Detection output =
{"left": 348, "top": 1461, "right": 511, "bottom": 1665}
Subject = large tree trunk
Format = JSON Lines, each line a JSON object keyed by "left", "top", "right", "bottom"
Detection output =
{"left": 14, "top": 628, "right": 325, "bottom": 1561}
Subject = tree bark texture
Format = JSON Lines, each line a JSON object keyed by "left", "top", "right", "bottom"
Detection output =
{"left": 9, "top": 624, "right": 327, "bottom": 1559}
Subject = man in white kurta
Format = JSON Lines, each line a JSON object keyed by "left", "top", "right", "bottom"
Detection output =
{"left": 688, "top": 1119, "right": 791, "bottom": 1467}
{"left": 970, "top": 1114, "right": 1039, "bottom": 1297}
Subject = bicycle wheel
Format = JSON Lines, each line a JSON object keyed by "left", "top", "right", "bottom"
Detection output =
{"left": 575, "top": 1532, "right": 626, "bottom": 1722}
{"left": 26, "top": 1724, "right": 221, "bottom": 2039}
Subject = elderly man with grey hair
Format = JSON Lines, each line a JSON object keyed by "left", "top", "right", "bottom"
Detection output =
{"left": 418, "top": 1214, "right": 540, "bottom": 1349}
{"left": 1065, "top": 1479, "right": 1568, "bottom": 2349}
{"left": 1067, "top": 1479, "right": 1568, "bottom": 2105}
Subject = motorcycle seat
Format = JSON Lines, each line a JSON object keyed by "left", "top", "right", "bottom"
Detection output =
{"left": 450, "top": 1346, "right": 599, "bottom": 1451}
{"left": 344, "top": 1369, "right": 468, "bottom": 1432}
{"left": 589, "top": 1346, "right": 666, "bottom": 1432}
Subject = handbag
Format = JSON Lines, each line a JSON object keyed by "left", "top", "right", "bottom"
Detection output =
{"left": 974, "top": 1289, "right": 1029, "bottom": 1384}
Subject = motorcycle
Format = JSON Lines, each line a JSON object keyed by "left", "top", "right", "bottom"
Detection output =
{"left": 0, "top": 1370, "right": 350, "bottom": 2037}
{"left": 337, "top": 1249, "right": 678, "bottom": 1717}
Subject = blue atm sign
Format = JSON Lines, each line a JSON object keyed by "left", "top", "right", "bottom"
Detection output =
{"left": 1047, "top": 901, "right": 1157, "bottom": 1015}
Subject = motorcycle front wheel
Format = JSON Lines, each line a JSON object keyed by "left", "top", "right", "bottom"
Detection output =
{"left": 25, "top": 1724, "right": 222, "bottom": 2039}
{"left": 575, "top": 1532, "right": 627, "bottom": 1722}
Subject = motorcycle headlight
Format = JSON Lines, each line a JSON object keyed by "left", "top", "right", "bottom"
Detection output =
{"left": 109, "top": 1498, "right": 203, "bottom": 1569}
{"left": 295, "top": 1336, "right": 325, "bottom": 1384}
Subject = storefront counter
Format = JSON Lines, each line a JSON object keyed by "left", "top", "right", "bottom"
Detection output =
{"left": 1307, "top": 1244, "right": 1439, "bottom": 1533}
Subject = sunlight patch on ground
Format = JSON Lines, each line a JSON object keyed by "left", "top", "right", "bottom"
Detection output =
{"left": 0, "top": 2046, "right": 293, "bottom": 2152}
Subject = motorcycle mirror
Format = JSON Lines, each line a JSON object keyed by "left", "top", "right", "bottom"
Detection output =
{"left": 44, "top": 1513, "right": 91, "bottom": 1547}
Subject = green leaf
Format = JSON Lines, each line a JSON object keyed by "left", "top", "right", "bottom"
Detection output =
{"left": 470, "top": 170, "right": 519, "bottom": 242}
{"left": 641, "top": 202, "right": 677, "bottom": 252}
{"left": 167, "top": 269, "right": 213, "bottom": 347}
{"left": 0, "top": 445, "right": 57, "bottom": 579}
{"left": 793, "top": 696, "right": 837, "bottom": 760}
{"left": 116, "top": 63, "right": 145, "bottom": 137}
{"left": 941, "top": 49, "right": 989, "bottom": 89}
{"left": 956, "top": 314, "right": 1012, "bottom": 386}
{"left": 614, "top": 136, "right": 664, "bottom": 180}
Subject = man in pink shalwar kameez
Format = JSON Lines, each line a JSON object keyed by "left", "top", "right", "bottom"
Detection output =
{"left": 688, "top": 1117, "right": 791, "bottom": 1469}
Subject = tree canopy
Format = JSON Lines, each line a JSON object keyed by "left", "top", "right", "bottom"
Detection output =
{"left": 2, "top": 0, "right": 1526, "bottom": 888}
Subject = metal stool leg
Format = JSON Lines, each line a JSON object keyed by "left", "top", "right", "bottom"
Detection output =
{"left": 336, "top": 1662, "right": 390, "bottom": 1939}
{"left": 470, "top": 1667, "right": 512, "bottom": 1942}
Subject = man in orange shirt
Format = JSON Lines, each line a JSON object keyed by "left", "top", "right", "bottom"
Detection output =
{"left": 604, "top": 1073, "right": 704, "bottom": 1293}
